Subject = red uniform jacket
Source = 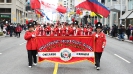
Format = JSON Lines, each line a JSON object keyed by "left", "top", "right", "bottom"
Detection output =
{"left": 68, "top": 27, "right": 74, "bottom": 36}
{"left": 83, "top": 28, "right": 88, "bottom": 35}
{"left": 47, "top": 26, "right": 51, "bottom": 32}
{"left": 61, "top": 27, "right": 66, "bottom": 36}
{"left": 24, "top": 31, "right": 37, "bottom": 50}
{"left": 92, "top": 32, "right": 106, "bottom": 52}
{"left": 76, "top": 28, "right": 82, "bottom": 36}
{"left": 35, "top": 26, "right": 40, "bottom": 36}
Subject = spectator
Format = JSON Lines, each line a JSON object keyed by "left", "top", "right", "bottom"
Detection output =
{"left": 126, "top": 26, "right": 131, "bottom": 40}
{"left": 15, "top": 25, "right": 22, "bottom": 38}
{"left": 118, "top": 25, "right": 125, "bottom": 41}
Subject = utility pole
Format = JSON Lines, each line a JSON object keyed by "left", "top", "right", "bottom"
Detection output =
{"left": 120, "top": 0, "right": 122, "bottom": 25}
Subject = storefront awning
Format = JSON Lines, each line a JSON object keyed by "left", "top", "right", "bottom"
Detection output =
{"left": 120, "top": 11, "right": 132, "bottom": 19}
{"left": 127, "top": 11, "right": 133, "bottom": 19}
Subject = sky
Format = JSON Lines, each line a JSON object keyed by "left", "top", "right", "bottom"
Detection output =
{"left": 27, "top": 0, "right": 58, "bottom": 5}
{"left": 44, "top": 0, "right": 58, "bottom": 5}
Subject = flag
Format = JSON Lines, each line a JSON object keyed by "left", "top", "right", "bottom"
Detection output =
{"left": 88, "top": 0, "right": 110, "bottom": 18}
{"left": 56, "top": 5, "right": 67, "bottom": 13}
{"left": 90, "top": 12, "right": 103, "bottom": 18}
{"left": 39, "top": 0, "right": 67, "bottom": 13}
{"left": 30, "top": 0, "right": 40, "bottom": 9}
{"left": 75, "top": 0, "right": 110, "bottom": 18}
{"left": 59, "top": 13, "right": 64, "bottom": 17}
{"left": 41, "top": 11, "right": 50, "bottom": 21}
{"left": 35, "top": 9, "right": 44, "bottom": 17}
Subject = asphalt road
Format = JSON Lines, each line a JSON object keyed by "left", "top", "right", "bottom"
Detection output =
{"left": 0, "top": 31, "right": 133, "bottom": 74}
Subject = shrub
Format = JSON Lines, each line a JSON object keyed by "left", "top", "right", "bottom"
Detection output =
{"left": 0, "top": 32, "right": 3, "bottom": 36}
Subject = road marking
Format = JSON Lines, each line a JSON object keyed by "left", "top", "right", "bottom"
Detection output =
{"left": 114, "top": 54, "right": 131, "bottom": 63}
{"left": 0, "top": 53, "right": 2, "bottom": 55}
{"left": 19, "top": 42, "right": 26, "bottom": 45}
{"left": 53, "top": 62, "right": 59, "bottom": 74}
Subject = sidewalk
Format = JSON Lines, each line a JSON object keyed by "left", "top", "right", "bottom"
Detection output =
{"left": 107, "top": 35, "right": 133, "bottom": 43}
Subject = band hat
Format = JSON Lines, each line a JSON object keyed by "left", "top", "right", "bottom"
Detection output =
{"left": 27, "top": 22, "right": 34, "bottom": 28}
{"left": 96, "top": 22, "right": 102, "bottom": 29}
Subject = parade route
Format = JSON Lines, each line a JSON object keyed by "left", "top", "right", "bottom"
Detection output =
{"left": 114, "top": 54, "right": 131, "bottom": 63}
{"left": 0, "top": 32, "right": 133, "bottom": 74}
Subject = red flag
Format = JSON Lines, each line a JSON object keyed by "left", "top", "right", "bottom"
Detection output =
{"left": 30, "top": 0, "right": 40, "bottom": 9}
{"left": 75, "top": 0, "right": 110, "bottom": 18}
{"left": 56, "top": 5, "right": 67, "bottom": 13}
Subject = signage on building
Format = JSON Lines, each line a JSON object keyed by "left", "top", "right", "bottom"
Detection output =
{"left": 0, "top": 14, "right": 11, "bottom": 18}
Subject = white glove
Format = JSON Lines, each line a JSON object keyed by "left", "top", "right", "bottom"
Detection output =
{"left": 32, "top": 34, "right": 36, "bottom": 37}
{"left": 66, "top": 28, "right": 68, "bottom": 30}
{"left": 102, "top": 46, "right": 105, "bottom": 48}
{"left": 73, "top": 27, "right": 76, "bottom": 30}
{"left": 95, "top": 34, "right": 98, "bottom": 38}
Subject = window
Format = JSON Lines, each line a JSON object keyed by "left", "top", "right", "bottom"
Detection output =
{"left": 128, "top": 0, "right": 133, "bottom": 10}
{"left": 0, "top": 8, "right": 11, "bottom": 13}
{"left": 0, "top": 0, "right": 4, "bottom": 3}
{"left": 6, "top": 0, "right": 11, "bottom": 3}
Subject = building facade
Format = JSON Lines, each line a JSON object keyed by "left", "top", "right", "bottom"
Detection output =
{"left": 103, "top": 0, "right": 133, "bottom": 27}
{"left": 58, "top": 0, "right": 74, "bottom": 10}
{"left": 0, "top": 0, "right": 27, "bottom": 24}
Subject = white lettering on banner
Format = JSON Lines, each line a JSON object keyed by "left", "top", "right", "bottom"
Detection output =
{"left": 73, "top": 52, "right": 94, "bottom": 57}
{"left": 38, "top": 52, "right": 94, "bottom": 58}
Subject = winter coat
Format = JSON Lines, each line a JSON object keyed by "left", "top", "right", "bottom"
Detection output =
{"left": 126, "top": 28, "right": 131, "bottom": 35}
{"left": 16, "top": 26, "right": 22, "bottom": 32}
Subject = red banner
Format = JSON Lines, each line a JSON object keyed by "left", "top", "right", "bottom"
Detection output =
{"left": 36, "top": 36, "right": 95, "bottom": 64}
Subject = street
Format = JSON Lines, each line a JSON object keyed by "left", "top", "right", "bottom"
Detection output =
{"left": 0, "top": 32, "right": 133, "bottom": 74}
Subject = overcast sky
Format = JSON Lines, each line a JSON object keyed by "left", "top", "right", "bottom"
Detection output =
{"left": 40, "top": 0, "right": 58, "bottom": 5}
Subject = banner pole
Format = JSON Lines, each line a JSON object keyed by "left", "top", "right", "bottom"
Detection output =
{"left": 53, "top": 62, "right": 59, "bottom": 74}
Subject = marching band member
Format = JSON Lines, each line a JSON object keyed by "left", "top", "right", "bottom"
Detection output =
{"left": 54, "top": 25, "right": 58, "bottom": 36}
{"left": 58, "top": 25, "right": 62, "bottom": 36}
{"left": 35, "top": 23, "right": 41, "bottom": 36}
{"left": 46, "top": 24, "right": 51, "bottom": 35}
{"left": 68, "top": 25, "right": 74, "bottom": 36}
{"left": 92, "top": 22, "right": 106, "bottom": 70}
{"left": 76, "top": 26, "right": 82, "bottom": 36}
{"left": 65, "top": 25, "right": 69, "bottom": 36}
{"left": 73, "top": 25, "right": 76, "bottom": 36}
{"left": 83, "top": 26, "right": 88, "bottom": 36}
{"left": 39, "top": 25, "right": 46, "bottom": 36}
{"left": 50, "top": 25, "right": 54, "bottom": 36}
{"left": 60, "top": 24, "right": 66, "bottom": 36}
{"left": 24, "top": 22, "right": 37, "bottom": 68}
{"left": 88, "top": 25, "right": 93, "bottom": 36}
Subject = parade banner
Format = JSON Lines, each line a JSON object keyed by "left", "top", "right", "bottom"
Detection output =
{"left": 36, "top": 36, "right": 95, "bottom": 64}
